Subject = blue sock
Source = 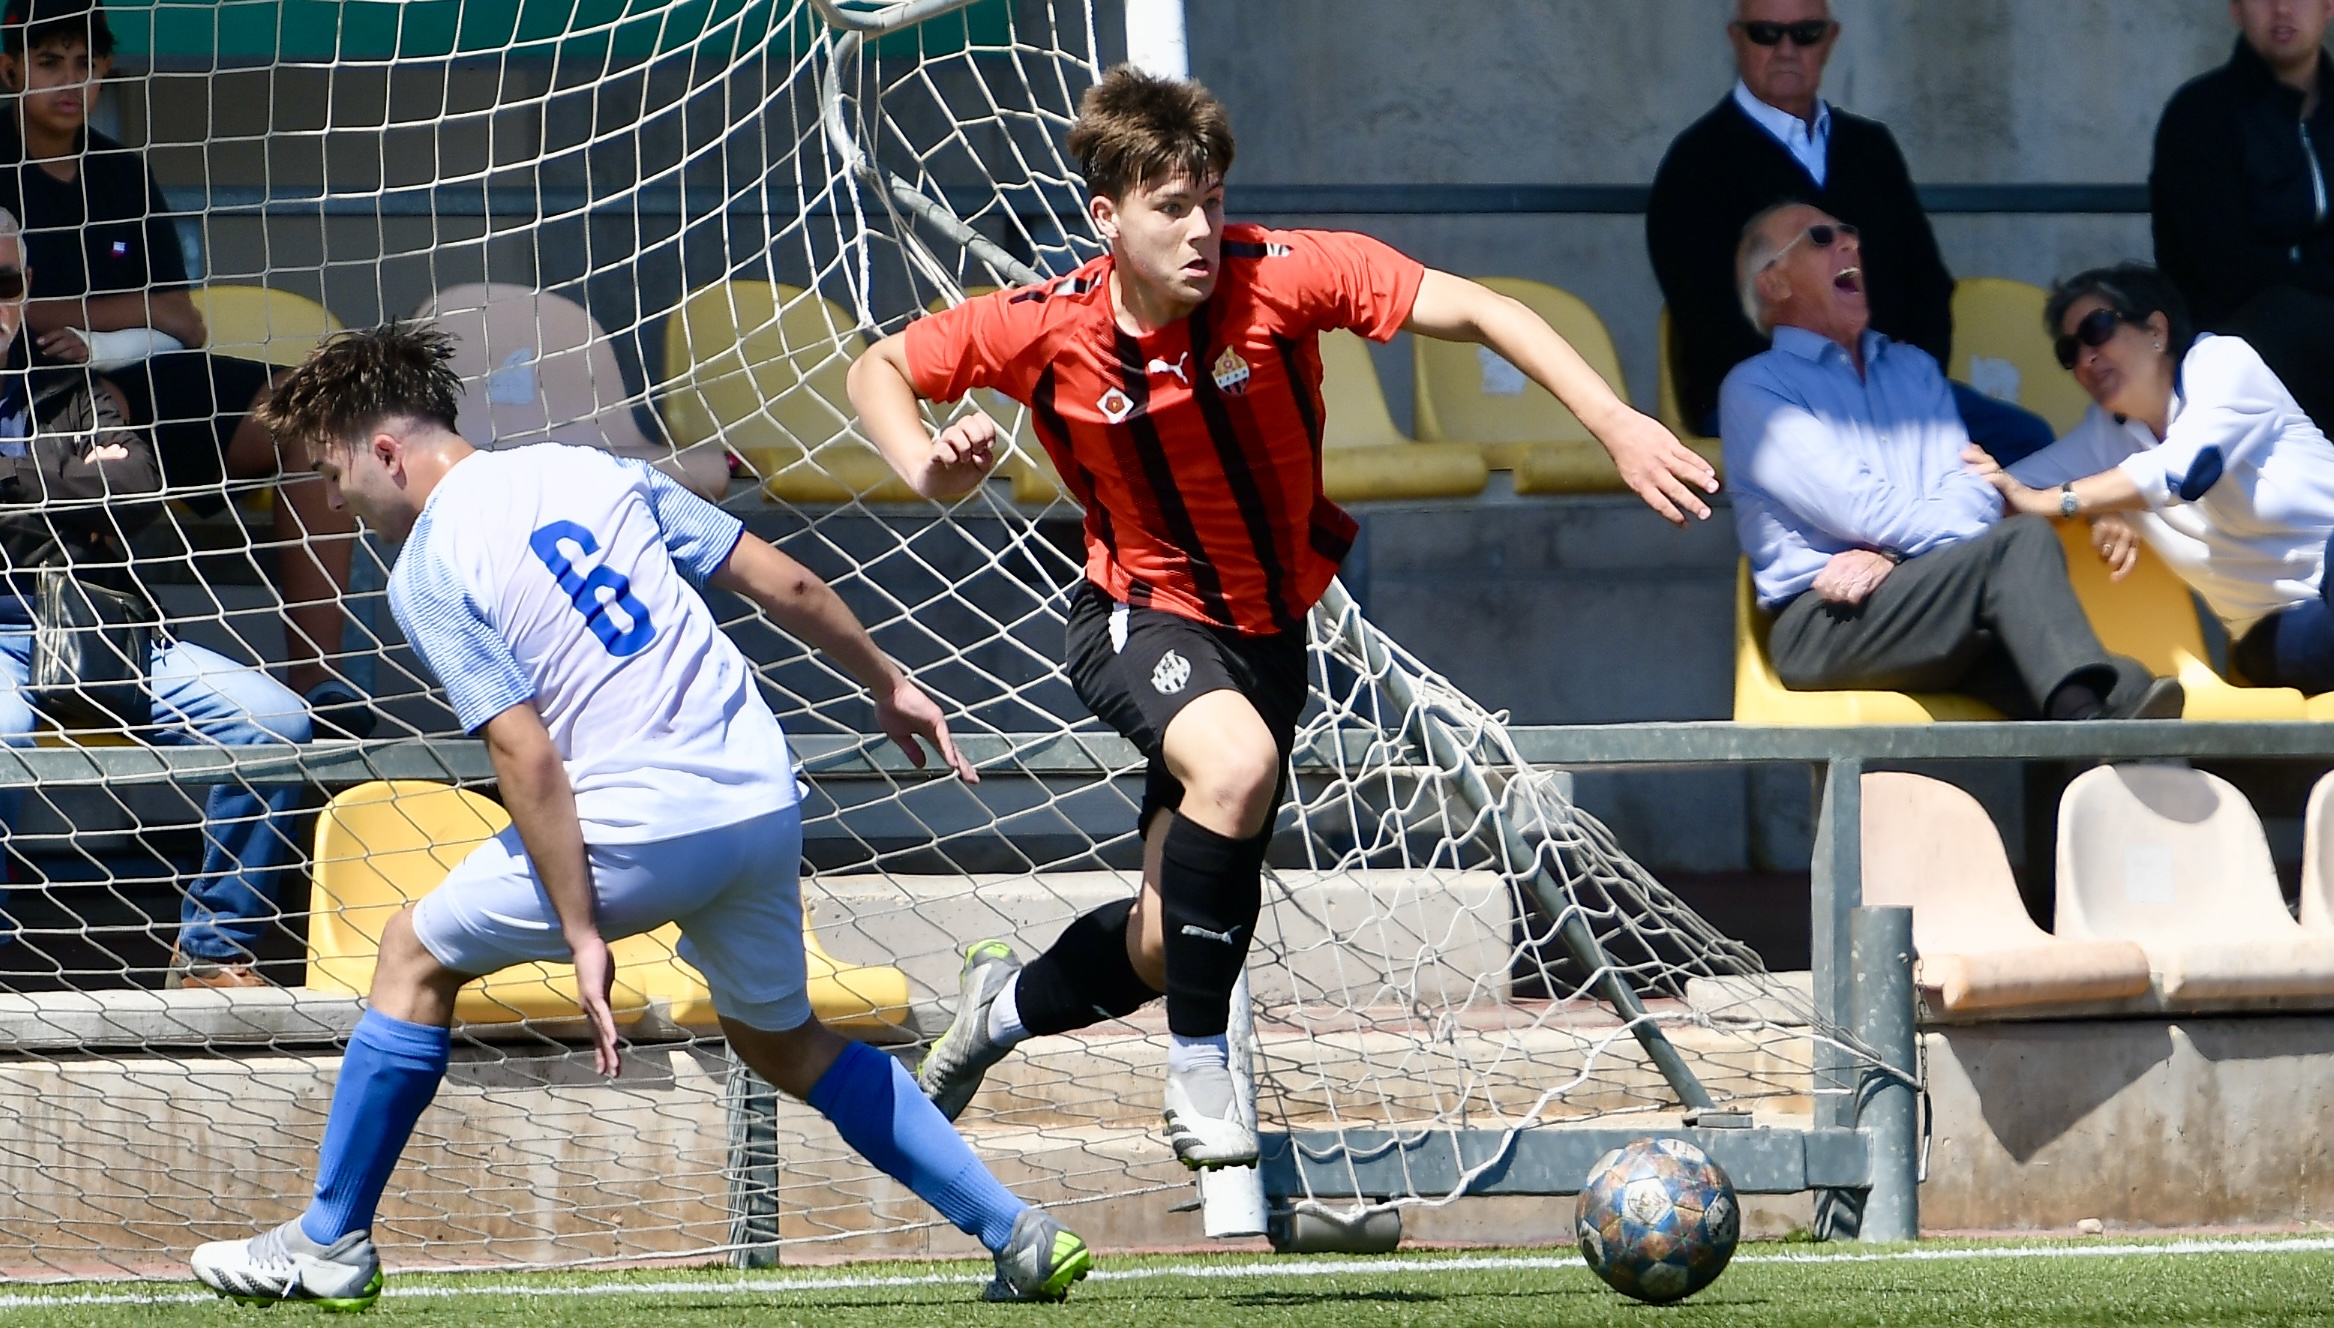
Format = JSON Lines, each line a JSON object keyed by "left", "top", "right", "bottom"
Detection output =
{"left": 806, "top": 1040, "right": 1028, "bottom": 1253}
{"left": 301, "top": 1009, "right": 452, "bottom": 1244}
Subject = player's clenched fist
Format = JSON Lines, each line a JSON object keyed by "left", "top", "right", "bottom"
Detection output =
{"left": 928, "top": 412, "right": 1000, "bottom": 489}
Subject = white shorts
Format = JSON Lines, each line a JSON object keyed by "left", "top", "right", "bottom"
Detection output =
{"left": 409, "top": 805, "right": 812, "bottom": 1032}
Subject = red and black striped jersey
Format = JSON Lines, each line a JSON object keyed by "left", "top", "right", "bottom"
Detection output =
{"left": 904, "top": 224, "right": 1426, "bottom": 636}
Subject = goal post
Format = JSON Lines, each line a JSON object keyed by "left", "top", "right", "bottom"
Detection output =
{"left": 0, "top": 0, "right": 1915, "bottom": 1278}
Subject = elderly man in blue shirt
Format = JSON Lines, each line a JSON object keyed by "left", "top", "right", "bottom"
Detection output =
{"left": 1720, "top": 202, "right": 2184, "bottom": 719}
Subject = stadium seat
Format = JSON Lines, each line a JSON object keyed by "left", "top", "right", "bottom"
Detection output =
{"left": 1732, "top": 558, "right": 2002, "bottom": 723}
{"left": 1947, "top": 277, "right": 2094, "bottom": 438}
{"left": 2049, "top": 519, "right": 2305, "bottom": 719}
{"left": 1413, "top": 279, "right": 1721, "bottom": 494}
{"left": 2056, "top": 764, "right": 2334, "bottom": 1001}
{"left": 1318, "top": 328, "right": 1487, "bottom": 500}
{"left": 193, "top": 285, "right": 344, "bottom": 367}
{"left": 1860, "top": 770, "right": 2151, "bottom": 1015}
{"left": 418, "top": 283, "right": 729, "bottom": 500}
{"left": 660, "top": 281, "right": 921, "bottom": 504}
{"left": 2299, "top": 771, "right": 2334, "bottom": 932}
{"left": 305, "top": 781, "right": 910, "bottom": 1032}
{"left": 1654, "top": 306, "right": 1723, "bottom": 475}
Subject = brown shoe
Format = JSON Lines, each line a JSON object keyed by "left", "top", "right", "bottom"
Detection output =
{"left": 165, "top": 952, "right": 272, "bottom": 991}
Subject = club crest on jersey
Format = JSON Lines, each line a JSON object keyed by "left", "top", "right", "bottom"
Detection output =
{"left": 1152, "top": 649, "right": 1192, "bottom": 695}
{"left": 1211, "top": 345, "right": 1251, "bottom": 395}
{"left": 1097, "top": 386, "right": 1136, "bottom": 423}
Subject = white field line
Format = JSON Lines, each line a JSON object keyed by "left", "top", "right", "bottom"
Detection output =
{"left": 9, "top": 1236, "right": 2334, "bottom": 1311}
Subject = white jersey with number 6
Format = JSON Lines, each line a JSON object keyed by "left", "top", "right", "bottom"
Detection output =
{"left": 388, "top": 444, "right": 797, "bottom": 843}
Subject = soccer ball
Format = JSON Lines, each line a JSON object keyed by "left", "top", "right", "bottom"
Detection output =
{"left": 1574, "top": 1136, "right": 1740, "bottom": 1303}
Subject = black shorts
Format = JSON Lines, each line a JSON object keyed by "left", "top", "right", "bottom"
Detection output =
{"left": 1062, "top": 580, "right": 1310, "bottom": 833}
{"left": 109, "top": 350, "right": 276, "bottom": 499}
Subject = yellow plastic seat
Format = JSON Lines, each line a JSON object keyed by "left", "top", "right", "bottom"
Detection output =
{"left": 1317, "top": 328, "right": 1486, "bottom": 501}
{"left": 1415, "top": 278, "right": 1720, "bottom": 494}
{"left": 192, "top": 285, "right": 345, "bottom": 368}
{"left": 1655, "top": 306, "right": 1724, "bottom": 479}
{"left": 1863, "top": 771, "right": 2151, "bottom": 1015}
{"left": 1948, "top": 277, "right": 2094, "bottom": 438}
{"left": 1733, "top": 558, "right": 2001, "bottom": 723}
{"left": 306, "top": 781, "right": 909, "bottom": 1032}
{"left": 2051, "top": 519, "right": 2305, "bottom": 719}
{"left": 659, "top": 282, "right": 922, "bottom": 505}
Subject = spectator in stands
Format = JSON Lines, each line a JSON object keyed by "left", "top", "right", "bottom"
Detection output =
{"left": 0, "top": 205, "right": 311, "bottom": 989}
{"left": 1648, "top": 0, "right": 2054, "bottom": 461}
{"left": 2152, "top": 0, "right": 2334, "bottom": 436}
{"left": 1976, "top": 264, "right": 2334, "bottom": 694}
{"left": 0, "top": 0, "right": 370, "bottom": 735}
{"left": 1722, "top": 204, "right": 2181, "bottom": 719}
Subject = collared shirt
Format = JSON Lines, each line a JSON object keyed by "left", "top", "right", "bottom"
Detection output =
{"left": 1721, "top": 325, "right": 2003, "bottom": 608}
{"left": 2009, "top": 333, "right": 2334, "bottom": 636}
{"left": 1732, "top": 80, "right": 1833, "bottom": 187}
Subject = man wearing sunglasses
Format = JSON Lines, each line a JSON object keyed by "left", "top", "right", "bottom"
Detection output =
{"left": 1648, "top": 0, "right": 2055, "bottom": 464}
{"left": 1722, "top": 203, "right": 2183, "bottom": 722}
{"left": 2153, "top": 0, "right": 2334, "bottom": 437}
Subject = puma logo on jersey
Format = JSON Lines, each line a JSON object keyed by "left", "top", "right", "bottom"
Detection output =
{"left": 1180, "top": 923, "right": 1242, "bottom": 945}
{"left": 1097, "top": 386, "right": 1135, "bottom": 423}
{"left": 1145, "top": 352, "right": 1190, "bottom": 384}
{"left": 1152, "top": 649, "right": 1192, "bottom": 694}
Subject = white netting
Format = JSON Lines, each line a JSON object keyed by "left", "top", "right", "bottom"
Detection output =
{"left": 0, "top": 0, "right": 1878, "bottom": 1279}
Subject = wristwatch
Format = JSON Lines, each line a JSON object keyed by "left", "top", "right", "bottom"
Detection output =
{"left": 2059, "top": 484, "right": 2080, "bottom": 518}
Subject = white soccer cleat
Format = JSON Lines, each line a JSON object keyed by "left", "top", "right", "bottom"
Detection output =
{"left": 1162, "top": 1063, "right": 1258, "bottom": 1170}
{"left": 191, "top": 1219, "right": 383, "bottom": 1312}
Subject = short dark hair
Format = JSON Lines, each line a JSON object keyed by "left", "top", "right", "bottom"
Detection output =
{"left": 1064, "top": 64, "right": 1235, "bottom": 202}
{"left": 2045, "top": 263, "right": 2197, "bottom": 363}
{"left": 2, "top": 0, "right": 115, "bottom": 60}
{"left": 260, "top": 323, "right": 464, "bottom": 456}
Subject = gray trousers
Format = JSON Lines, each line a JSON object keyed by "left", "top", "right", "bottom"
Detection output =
{"left": 1768, "top": 515, "right": 2141, "bottom": 718}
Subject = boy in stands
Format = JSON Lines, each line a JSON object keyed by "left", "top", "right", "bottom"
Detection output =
{"left": 850, "top": 66, "right": 1717, "bottom": 1168}
{"left": 189, "top": 326, "right": 1092, "bottom": 1308}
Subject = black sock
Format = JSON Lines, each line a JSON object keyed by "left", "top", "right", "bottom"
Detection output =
{"left": 1159, "top": 815, "right": 1270, "bottom": 1038}
{"left": 2046, "top": 677, "right": 2107, "bottom": 720}
{"left": 1011, "top": 899, "right": 1159, "bottom": 1037}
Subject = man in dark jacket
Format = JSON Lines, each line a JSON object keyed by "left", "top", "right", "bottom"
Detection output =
{"left": 1647, "top": 0, "right": 2053, "bottom": 459}
{"left": 2153, "top": 0, "right": 2334, "bottom": 433}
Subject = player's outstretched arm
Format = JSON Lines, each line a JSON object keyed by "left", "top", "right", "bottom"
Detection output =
{"left": 479, "top": 701, "right": 623, "bottom": 1077}
{"left": 1403, "top": 269, "right": 1719, "bottom": 526}
{"left": 850, "top": 334, "right": 1000, "bottom": 501}
{"left": 710, "top": 534, "right": 979, "bottom": 784}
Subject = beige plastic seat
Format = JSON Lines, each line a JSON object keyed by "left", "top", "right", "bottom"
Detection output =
{"left": 1948, "top": 277, "right": 2095, "bottom": 437}
{"left": 1318, "top": 329, "right": 1487, "bottom": 501}
{"left": 418, "top": 283, "right": 728, "bottom": 499}
{"left": 2057, "top": 764, "right": 2334, "bottom": 1001}
{"left": 1861, "top": 771, "right": 2150, "bottom": 1014}
{"left": 1414, "top": 279, "right": 1721, "bottom": 493}
{"left": 2298, "top": 771, "right": 2334, "bottom": 932}
{"left": 193, "top": 285, "right": 343, "bottom": 367}
{"left": 661, "top": 281, "right": 921, "bottom": 504}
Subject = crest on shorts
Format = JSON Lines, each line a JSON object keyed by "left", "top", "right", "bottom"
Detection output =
{"left": 1097, "top": 386, "right": 1136, "bottom": 423}
{"left": 1211, "top": 345, "right": 1251, "bottom": 396}
{"left": 1152, "top": 649, "right": 1192, "bottom": 695}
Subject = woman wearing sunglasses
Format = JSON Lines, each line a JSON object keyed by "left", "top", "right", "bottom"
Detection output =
{"left": 1970, "top": 263, "right": 2334, "bottom": 694}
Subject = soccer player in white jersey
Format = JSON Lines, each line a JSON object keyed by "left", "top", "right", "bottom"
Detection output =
{"left": 188, "top": 325, "right": 1092, "bottom": 1309}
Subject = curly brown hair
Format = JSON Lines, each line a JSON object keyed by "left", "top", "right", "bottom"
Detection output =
{"left": 1064, "top": 64, "right": 1235, "bottom": 202}
{"left": 260, "top": 322, "right": 464, "bottom": 457}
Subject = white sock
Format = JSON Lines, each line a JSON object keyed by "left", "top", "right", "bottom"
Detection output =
{"left": 1166, "top": 1032, "right": 1229, "bottom": 1076}
{"left": 986, "top": 973, "right": 1028, "bottom": 1045}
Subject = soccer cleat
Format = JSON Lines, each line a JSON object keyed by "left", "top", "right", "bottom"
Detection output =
{"left": 917, "top": 940, "right": 1022, "bottom": 1122}
{"left": 981, "top": 1207, "right": 1092, "bottom": 1303}
{"left": 1161, "top": 1062, "right": 1259, "bottom": 1170}
{"left": 191, "top": 1219, "right": 383, "bottom": 1311}
{"left": 166, "top": 950, "right": 272, "bottom": 991}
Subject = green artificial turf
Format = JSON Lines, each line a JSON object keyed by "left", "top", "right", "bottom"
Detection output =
{"left": 11, "top": 1238, "right": 2334, "bottom": 1327}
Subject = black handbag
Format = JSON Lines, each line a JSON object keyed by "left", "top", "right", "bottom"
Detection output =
{"left": 30, "top": 566, "right": 155, "bottom": 731}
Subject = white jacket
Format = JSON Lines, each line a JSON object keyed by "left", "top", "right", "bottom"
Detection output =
{"left": 2010, "top": 334, "right": 2334, "bottom": 637}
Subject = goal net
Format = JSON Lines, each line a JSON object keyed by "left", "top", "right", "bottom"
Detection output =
{"left": 0, "top": 0, "right": 1879, "bottom": 1278}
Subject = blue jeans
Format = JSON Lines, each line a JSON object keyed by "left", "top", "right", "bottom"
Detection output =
{"left": 0, "top": 630, "right": 311, "bottom": 962}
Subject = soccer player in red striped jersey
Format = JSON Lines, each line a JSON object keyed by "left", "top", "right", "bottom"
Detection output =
{"left": 851, "top": 65, "right": 1717, "bottom": 1169}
